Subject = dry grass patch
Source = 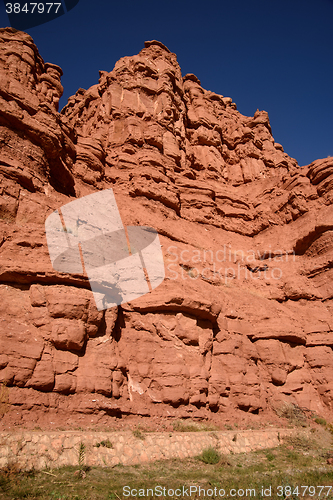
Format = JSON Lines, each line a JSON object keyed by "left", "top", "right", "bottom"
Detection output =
{"left": 275, "top": 401, "right": 308, "bottom": 426}
{"left": 172, "top": 419, "right": 219, "bottom": 432}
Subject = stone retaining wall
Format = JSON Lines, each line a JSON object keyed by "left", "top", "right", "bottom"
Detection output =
{"left": 0, "top": 428, "right": 300, "bottom": 471}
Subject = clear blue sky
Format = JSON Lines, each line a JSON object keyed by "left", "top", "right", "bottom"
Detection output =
{"left": 1, "top": 0, "right": 332, "bottom": 167}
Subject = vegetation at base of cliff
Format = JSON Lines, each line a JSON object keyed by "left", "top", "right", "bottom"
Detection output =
{"left": 1, "top": 427, "right": 333, "bottom": 499}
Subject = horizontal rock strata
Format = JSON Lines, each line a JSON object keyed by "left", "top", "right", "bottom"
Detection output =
{"left": 1, "top": 29, "right": 333, "bottom": 426}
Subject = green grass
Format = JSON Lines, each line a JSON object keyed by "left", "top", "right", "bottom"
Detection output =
{"left": 197, "top": 446, "right": 220, "bottom": 464}
{"left": 265, "top": 451, "right": 275, "bottom": 462}
{"left": 0, "top": 429, "right": 333, "bottom": 499}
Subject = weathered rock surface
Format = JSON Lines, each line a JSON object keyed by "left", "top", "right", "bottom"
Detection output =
{"left": 1, "top": 28, "right": 333, "bottom": 427}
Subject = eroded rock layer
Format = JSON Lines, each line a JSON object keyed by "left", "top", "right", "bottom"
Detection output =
{"left": 1, "top": 28, "right": 333, "bottom": 426}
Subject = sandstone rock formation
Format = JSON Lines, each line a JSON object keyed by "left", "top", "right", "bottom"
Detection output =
{"left": 1, "top": 28, "right": 333, "bottom": 428}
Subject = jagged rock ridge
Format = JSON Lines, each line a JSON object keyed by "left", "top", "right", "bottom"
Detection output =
{"left": 1, "top": 28, "right": 333, "bottom": 427}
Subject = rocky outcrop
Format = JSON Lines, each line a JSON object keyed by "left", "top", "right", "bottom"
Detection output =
{"left": 0, "top": 27, "right": 76, "bottom": 200}
{"left": 1, "top": 29, "right": 333, "bottom": 427}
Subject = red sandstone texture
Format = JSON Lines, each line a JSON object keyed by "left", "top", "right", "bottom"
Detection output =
{"left": 1, "top": 28, "right": 333, "bottom": 429}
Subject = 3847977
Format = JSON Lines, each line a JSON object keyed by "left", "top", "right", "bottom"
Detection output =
{"left": 5, "top": 3, "right": 62, "bottom": 14}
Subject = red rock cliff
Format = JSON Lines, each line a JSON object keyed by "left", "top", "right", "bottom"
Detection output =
{"left": 1, "top": 28, "right": 333, "bottom": 427}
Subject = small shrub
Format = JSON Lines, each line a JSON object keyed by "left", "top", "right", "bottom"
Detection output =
{"left": 78, "top": 442, "right": 85, "bottom": 466}
{"left": 198, "top": 447, "right": 220, "bottom": 464}
{"left": 133, "top": 429, "right": 145, "bottom": 440}
{"left": 0, "top": 461, "right": 21, "bottom": 478}
{"left": 266, "top": 451, "right": 275, "bottom": 461}
{"left": 94, "top": 440, "right": 113, "bottom": 448}
{"left": 77, "top": 442, "right": 87, "bottom": 479}
{"left": 0, "top": 473, "right": 10, "bottom": 493}
{"left": 314, "top": 417, "right": 327, "bottom": 427}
